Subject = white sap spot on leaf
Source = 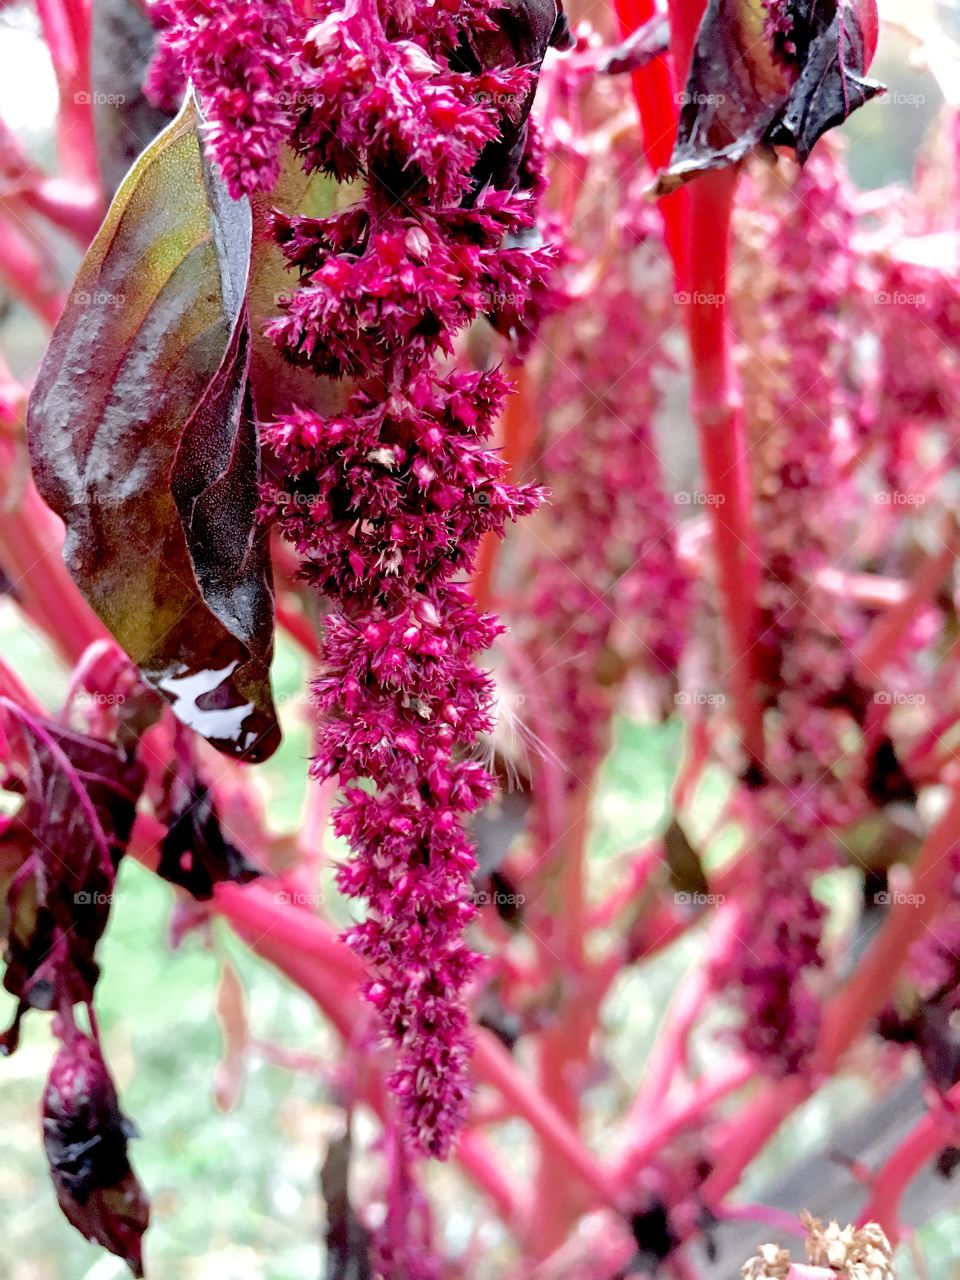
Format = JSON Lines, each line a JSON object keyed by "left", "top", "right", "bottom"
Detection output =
{"left": 157, "top": 662, "right": 253, "bottom": 745}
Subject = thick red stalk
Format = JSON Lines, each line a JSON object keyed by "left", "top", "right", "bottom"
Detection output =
{"left": 35, "top": 0, "right": 100, "bottom": 190}
{"left": 660, "top": 0, "right": 764, "bottom": 768}
{"left": 0, "top": 215, "right": 63, "bottom": 325}
{"left": 611, "top": 0, "right": 685, "bottom": 279}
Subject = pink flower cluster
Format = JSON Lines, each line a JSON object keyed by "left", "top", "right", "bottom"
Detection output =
{"left": 152, "top": 0, "right": 560, "bottom": 1156}
{"left": 722, "top": 152, "right": 870, "bottom": 1072}
{"left": 267, "top": 190, "right": 551, "bottom": 378}
{"left": 292, "top": 0, "right": 533, "bottom": 196}
{"left": 147, "top": 0, "right": 302, "bottom": 197}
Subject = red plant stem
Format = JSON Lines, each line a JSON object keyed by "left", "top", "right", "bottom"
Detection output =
{"left": 458, "top": 1129, "right": 525, "bottom": 1231}
{"left": 908, "top": 707, "right": 960, "bottom": 773}
{"left": 0, "top": 215, "right": 63, "bottom": 325}
{"left": 615, "top": 1057, "right": 752, "bottom": 1185}
{"left": 0, "top": 113, "right": 103, "bottom": 241}
{"left": 213, "top": 882, "right": 361, "bottom": 981}
{"left": 275, "top": 600, "right": 323, "bottom": 659}
{"left": 35, "top": 0, "right": 100, "bottom": 190}
{"left": 587, "top": 840, "right": 660, "bottom": 929}
{"left": 715, "top": 1202, "right": 803, "bottom": 1237}
{"left": 0, "top": 657, "right": 46, "bottom": 714}
{"left": 703, "top": 779, "right": 960, "bottom": 1202}
{"left": 700, "top": 1075, "right": 809, "bottom": 1204}
{"left": 528, "top": 1006, "right": 595, "bottom": 1253}
{"left": 4, "top": 182, "right": 104, "bottom": 245}
{"left": 627, "top": 905, "right": 740, "bottom": 1128}
{"left": 528, "top": 777, "right": 599, "bottom": 1253}
{"left": 816, "top": 782, "right": 960, "bottom": 1069}
{"left": 660, "top": 0, "right": 764, "bottom": 767}
{"left": 472, "top": 1031, "right": 620, "bottom": 1209}
{"left": 624, "top": 900, "right": 688, "bottom": 961}
{"left": 612, "top": 0, "right": 685, "bottom": 278}
{"left": 673, "top": 712, "right": 711, "bottom": 809}
{"left": 680, "top": 532, "right": 912, "bottom": 615}
{"left": 295, "top": 773, "right": 335, "bottom": 879}
{"left": 856, "top": 517, "right": 959, "bottom": 684}
{"left": 682, "top": 169, "right": 764, "bottom": 767}
{"left": 858, "top": 1085, "right": 960, "bottom": 1237}
{"left": 629, "top": 963, "right": 708, "bottom": 1123}
{"left": 0, "top": 469, "right": 106, "bottom": 663}
{"left": 558, "top": 784, "right": 590, "bottom": 969}
{"left": 816, "top": 566, "right": 907, "bottom": 609}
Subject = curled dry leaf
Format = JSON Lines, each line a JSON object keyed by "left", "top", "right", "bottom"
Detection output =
{"left": 157, "top": 750, "right": 261, "bottom": 899}
{"left": 43, "top": 1033, "right": 150, "bottom": 1278}
{"left": 655, "top": 0, "right": 883, "bottom": 195}
{"left": 27, "top": 93, "right": 280, "bottom": 762}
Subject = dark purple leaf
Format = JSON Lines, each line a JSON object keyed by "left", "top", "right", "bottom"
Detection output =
{"left": 654, "top": 0, "right": 882, "bottom": 194}
{"left": 458, "top": 0, "right": 572, "bottom": 191}
{"left": 27, "top": 93, "right": 280, "bottom": 762}
{"left": 0, "top": 703, "right": 145, "bottom": 1051}
{"left": 764, "top": 0, "right": 882, "bottom": 162}
{"left": 157, "top": 771, "right": 260, "bottom": 900}
{"left": 43, "top": 1033, "right": 150, "bottom": 1277}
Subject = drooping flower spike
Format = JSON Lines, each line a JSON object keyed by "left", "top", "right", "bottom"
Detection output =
{"left": 153, "top": 0, "right": 563, "bottom": 1156}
